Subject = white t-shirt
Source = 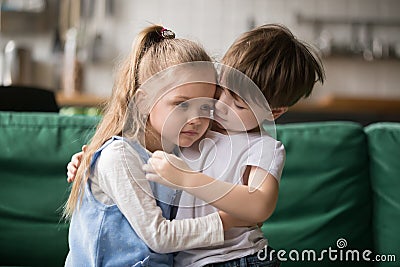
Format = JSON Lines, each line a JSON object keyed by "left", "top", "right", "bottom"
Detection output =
{"left": 175, "top": 130, "right": 286, "bottom": 267}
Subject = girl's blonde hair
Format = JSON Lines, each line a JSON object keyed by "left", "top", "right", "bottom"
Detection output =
{"left": 64, "top": 25, "right": 212, "bottom": 218}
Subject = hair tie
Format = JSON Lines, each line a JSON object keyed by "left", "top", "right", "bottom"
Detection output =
{"left": 160, "top": 28, "right": 175, "bottom": 39}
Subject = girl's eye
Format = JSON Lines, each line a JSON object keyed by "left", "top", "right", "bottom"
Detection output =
{"left": 176, "top": 102, "right": 189, "bottom": 109}
{"left": 200, "top": 104, "right": 212, "bottom": 111}
{"left": 200, "top": 104, "right": 214, "bottom": 117}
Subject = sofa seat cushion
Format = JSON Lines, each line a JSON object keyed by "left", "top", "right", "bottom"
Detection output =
{"left": 0, "top": 112, "right": 99, "bottom": 266}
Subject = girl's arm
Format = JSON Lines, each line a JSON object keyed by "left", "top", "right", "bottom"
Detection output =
{"left": 66, "top": 145, "right": 256, "bottom": 228}
{"left": 144, "top": 151, "right": 279, "bottom": 223}
{"left": 95, "top": 141, "right": 235, "bottom": 254}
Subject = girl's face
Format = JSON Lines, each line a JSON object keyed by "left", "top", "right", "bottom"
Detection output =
{"left": 213, "top": 87, "right": 258, "bottom": 132}
{"left": 147, "top": 83, "right": 216, "bottom": 152}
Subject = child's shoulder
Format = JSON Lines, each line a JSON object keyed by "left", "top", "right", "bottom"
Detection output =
{"left": 97, "top": 139, "right": 144, "bottom": 166}
{"left": 248, "top": 133, "right": 285, "bottom": 151}
{"left": 205, "top": 130, "right": 224, "bottom": 139}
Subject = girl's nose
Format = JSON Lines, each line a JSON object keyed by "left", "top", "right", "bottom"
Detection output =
{"left": 187, "top": 116, "right": 202, "bottom": 125}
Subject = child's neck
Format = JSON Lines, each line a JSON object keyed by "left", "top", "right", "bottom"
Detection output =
{"left": 144, "top": 131, "right": 175, "bottom": 153}
{"left": 211, "top": 123, "right": 256, "bottom": 136}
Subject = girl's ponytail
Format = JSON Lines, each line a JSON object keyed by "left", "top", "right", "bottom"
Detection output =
{"left": 131, "top": 25, "right": 166, "bottom": 90}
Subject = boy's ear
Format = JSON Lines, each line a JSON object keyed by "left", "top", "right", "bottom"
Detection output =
{"left": 272, "top": 107, "right": 288, "bottom": 120}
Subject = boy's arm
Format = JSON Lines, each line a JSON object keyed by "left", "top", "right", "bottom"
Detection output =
{"left": 144, "top": 151, "right": 279, "bottom": 223}
{"left": 184, "top": 167, "right": 279, "bottom": 223}
{"left": 218, "top": 210, "right": 261, "bottom": 228}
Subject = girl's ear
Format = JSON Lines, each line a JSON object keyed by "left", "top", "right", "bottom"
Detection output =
{"left": 271, "top": 107, "right": 288, "bottom": 120}
{"left": 135, "top": 89, "right": 148, "bottom": 114}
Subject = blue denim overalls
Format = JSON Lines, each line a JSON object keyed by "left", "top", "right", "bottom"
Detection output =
{"left": 65, "top": 136, "right": 180, "bottom": 267}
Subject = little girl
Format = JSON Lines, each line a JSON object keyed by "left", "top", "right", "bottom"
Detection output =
{"left": 63, "top": 25, "right": 250, "bottom": 267}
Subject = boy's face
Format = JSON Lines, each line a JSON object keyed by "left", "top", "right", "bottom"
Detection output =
{"left": 213, "top": 87, "right": 258, "bottom": 132}
{"left": 148, "top": 83, "right": 216, "bottom": 150}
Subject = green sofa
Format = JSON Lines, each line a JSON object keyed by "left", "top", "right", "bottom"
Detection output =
{"left": 0, "top": 112, "right": 399, "bottom": 267}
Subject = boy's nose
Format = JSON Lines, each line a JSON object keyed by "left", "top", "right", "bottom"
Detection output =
{"left": 214, "top": 100, "right": 227, "bottom": 115}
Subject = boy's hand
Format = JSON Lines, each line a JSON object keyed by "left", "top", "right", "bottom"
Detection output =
{"left": 143, "top": 150, "right": 194, "bottom": 189}
{"left": 66, "top": 145, "right": 87, "bottom": 183}
{"left": 218, "top": 211, "right": 259, "bottom": 230}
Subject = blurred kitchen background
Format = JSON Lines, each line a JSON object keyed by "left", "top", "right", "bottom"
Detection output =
{"left": 0, "top": 0, "right": 399, "bottom": 123}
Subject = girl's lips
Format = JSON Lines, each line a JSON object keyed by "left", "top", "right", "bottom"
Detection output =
{"left": 181, "top": 131, "right": 198, "bottom": 136}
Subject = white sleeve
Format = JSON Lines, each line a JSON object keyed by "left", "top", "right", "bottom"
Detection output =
{"left": 248, "top": 137, "right": 286, "bottom": 183}
{"left": 94, "top": 141, "right": 224, "bottom": 254}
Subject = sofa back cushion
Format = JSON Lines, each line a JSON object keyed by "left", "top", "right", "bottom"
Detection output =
{"left": 365, "top": 123, "right": 400, "bottom": 267}
{"left": 263, "top": 122, "right": 373, "bottom": 266}
{"left": 0, "top": 112, "right": 99, "bottom": 266}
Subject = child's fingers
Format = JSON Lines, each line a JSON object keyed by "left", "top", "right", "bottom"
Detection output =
{"left": 145, "top": 173, "right": 161, "bottom": 182}
{"left": 82, "top": 145, "right": 88, "bottom": 152}
{"left": 67, "top": 162, "right": 76, "bottom": 183}
{"left": 142, "top": 163, "right": 155, "bottom": 173}
{"left": 72, "top": 152, "right": 84, "bottom": 165}
{"left": 147, "top": 158, "right": 161, "bottom": 169}
{"left": 152, "top": 150, "right": 167, "bottom": 159}
{"left": 67, "top": 174, "right": 75, "bottom": 183}
{"left": 67, "top": 162, "right": 76, "bottom": 175}
{"left": 71, "top": 158, "right": 79, "bottom": 166}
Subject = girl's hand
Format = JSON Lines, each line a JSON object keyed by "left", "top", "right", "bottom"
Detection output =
{"left": 66, "top": 145, "right": 87, "bottom": 183}
{"left": 143, "top": 150, "right": 194, "bottom": 189}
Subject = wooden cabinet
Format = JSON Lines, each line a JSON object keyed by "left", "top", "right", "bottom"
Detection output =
{"left": 56, "top": 92, "right": 108, "bottom": 107}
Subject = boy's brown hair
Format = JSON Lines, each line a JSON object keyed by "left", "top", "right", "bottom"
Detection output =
{"left": 221, "top": 24, "right": 325, "bottom": 108}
